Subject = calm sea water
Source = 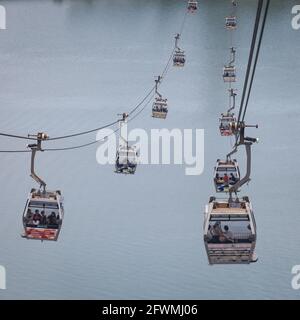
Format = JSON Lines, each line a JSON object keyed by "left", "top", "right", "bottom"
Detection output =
{"left": 0, "top": 0, "right": 299, "bottom": 299}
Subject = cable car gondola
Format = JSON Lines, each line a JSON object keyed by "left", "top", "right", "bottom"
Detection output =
{"left": 219, "top": 113, "right": 236, "bottom": 136}
{"left": 21, "top": 132, "right": 64, "bottom": 241}
{"left": 115, "top": 145, "right": 138, "bottom": 174}
{"left": 223, "top": 65, "right": 236, "bottom": 82}
{"left": 203, "top": 197, "right": 257, "bottom": 265}
{"left": 225, "top": 16, "right": 237, "bottom": 30}
{"left": 152, "top": 76, "right": 168, "bottom": 119}
{"left": 173, "top": 34, "right": 185, "bottom": 67}
{"left": 152, "top": 97, "right": 168, "bottom": 119}
{"left": 115, "top": 113, "right": 138, "bottom": 174}
{"left": 223, "top": 47, "right": 236, "bottom": 82}
{"left": 219, "top": 89, "right": 237, "bottom": 136}
{"left": 187, "top": 0, "right": 198, "bottom": 13}
{"left": 173, "top": 49, "right": 185, "bottom": 67}
{"left": 214, "top": 159, "right": 240, "bottom": 192}
{"left": 22, "top": 189, "right": 64, "bottom": 241}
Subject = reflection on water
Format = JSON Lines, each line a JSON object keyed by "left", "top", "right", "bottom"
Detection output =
{"left": 0, "top": 0, "right": 299, "bottom": 299}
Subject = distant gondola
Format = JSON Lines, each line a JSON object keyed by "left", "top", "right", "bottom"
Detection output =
{"left": 219, "top": 113, "right": 236, "bottom": 136}
{"left": 187, "top": 0, "right": 198, "bottom": 13}
{"left": 115, "top": 113, "right": 138, "bottom": 174}
{"left": 225, "top": 16, "right": 237, "bottom": 30}
{"left": 152, "top": 76, "right": 168, "bottom": 119}
{"left": 223, "top": 65, "right": 236, "bottom": 82}
{"left": 214, "top": 159, "right": 240, "bottom": 192}
{"left": 173, "top": 49, "right": 186, "bottom": 67}
{"left": 115, "top": 146, "right": 138, "bottom": 174}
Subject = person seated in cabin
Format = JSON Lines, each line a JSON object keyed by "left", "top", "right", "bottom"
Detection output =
{"left": 25, "top": 209, "right": 33, "bottom": 222}
{"left": 33, "top": 210, "right": 42, "bottom": 221}
{"left": 161, "top": 101, "right": 167, "bottom": 112}
{"left": 206, "top": 225, "right": 214, "bottom": 241}
{"left": 218, "top": 175, "right": 225, "bottom": 184}
{"left": 32, "top": 216, "right": 40, "bottom": 227}
{"left": 48, "top": 212, "right": 58, "bottom": 226}
{"left": 217, "top": 173, "right": 225, "bottom": 183}
{"left": 212, "top": 222, "right": 223, "bottom": 243}
{"left": 217, "top": 185, "right": 225, "bottom": 192}
{"left": 230, "top": 173, "right": 237, "bottom": 184}
{"left": 48, "top": 212, "right": 56, "bottom": 225}
{"left": 223, "top": 173, "right": 229, "bottom": 186}
{"left": 40, "top": 211, "right": 47, "bottom": 226}
{"left": 153, "top": 104, "right": 160, "bottom": 112}
{"left": 25, "top": 209, "right": 34, "bottom": 226}
{"left": 220, "top": 225, "right": 234, "bottom": 243}
{"left": 215, "top": 174, "right": 224, "bottom": 191}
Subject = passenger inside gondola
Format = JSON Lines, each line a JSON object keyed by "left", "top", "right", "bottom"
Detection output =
{"left": 32, "top": 215, "right": 40, "bottom": 226}
{"left": 40, "top": 211, "right": 47, "bottom": 225}
{"left": 215, "top": 171, "right": 239, "bottom": 191}
{"left": 211, "top": 222, "right": 222, "bottom": 242}
{"left": 24, "top": 208, "right": 33, "bottom": 223}
{"left": 230, "top": 173, "right": 237, "bottom": 183}
{"left": 25, "top": 205, "right": 60, "bottom": 229}
{"left": 207, "top": 219, "right": 252, "bottom": 244}
{"left": 48, "top": 212, "right": 58, "bottom": 227}
{"left": 219, "top": 225, "right": 234, "bottom": 243}
{"left": 223, "top": 173, "right": 229, "bottom": 185}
